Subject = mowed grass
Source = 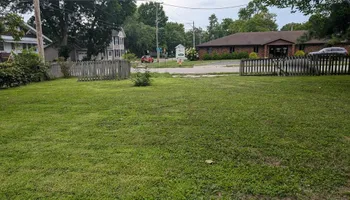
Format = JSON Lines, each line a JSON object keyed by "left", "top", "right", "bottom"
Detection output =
{"left": 1, "top": 76, "right": 350, "bottom": 199}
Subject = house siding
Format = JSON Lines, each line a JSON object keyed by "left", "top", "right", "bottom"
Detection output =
{"left": 198, "top": 45, "right": 264, "bottom": 59}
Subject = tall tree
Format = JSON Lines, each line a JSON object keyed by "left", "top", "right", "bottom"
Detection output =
{"left": 4, "top": 0, "right": 136, "bottom": 60}
{"left": 280, "top": 22, "right": 310, "bottom": 31}
{"left": 123, "top": 15, "right": 156, "bottom": 57}
{"left": 207, "top": 14, "right": 223, "bottom": 40}
{"left": 244, "top": 12, "right": 278, "bottom": 32}
{"left": 239, "top": 0, "right": 268, "bottom": 20}
{"left": 221, "top": 18, "right": 234, "bottom": 36}
{"left": 261, "top": 0, "right": 350, "bottom": 40}
{"left": 138, "top": 2, "right": 168, "bottom": 27}
{"left": 164, "top": 22, "right": 186, "bottom": 52}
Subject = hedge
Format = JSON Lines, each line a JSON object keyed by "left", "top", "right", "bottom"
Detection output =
{"left": 202, "top": 51, "right": 249, "bottom": 60}
{"left": 0, "top": 49, "right": 49, "bottom": 89}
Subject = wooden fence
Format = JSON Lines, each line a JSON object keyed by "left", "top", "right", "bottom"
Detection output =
{"left": 48, "top": 60, "right": 131, "bottom": 81}
{"left": 240, "top": 55, "right": 350, "bottom": 76}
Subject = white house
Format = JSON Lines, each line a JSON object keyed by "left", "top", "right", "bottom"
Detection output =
{"left": 0, "top": 23, "right": 52, "bottom": 55}
{"left": 67, "top": 28, "right": 127, "bottom": 61}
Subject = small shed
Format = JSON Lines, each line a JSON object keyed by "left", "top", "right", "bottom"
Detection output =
{"left": 175, "top": 44, "right": 186, "bottom": 60}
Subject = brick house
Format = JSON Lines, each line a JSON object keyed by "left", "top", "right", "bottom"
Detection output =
{"left": 197, "top": 31, "right": 350, "bottom": 59}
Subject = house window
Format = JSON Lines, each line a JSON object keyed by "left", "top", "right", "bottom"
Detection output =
{"left": 11, "top": 43, "right": 15, "bottom": 50}
{"left": 254, "top": 46, "right": 259, "bottom": 53}
{"left": 116, "top": 37, "right": 120, "bottom": 45}
{"left": 299, "top": 45, "right": 305, "bottom": 51}
{"left": 207, "top": 47, "right": 212, "bottom": 54}
{"left": 109, "top": 51, "right": 112, "bottom": 57}
{"left": 0, "top": 42, "right": 4, "bottom": 51}
{"left": 230, "top": 46, "right": 235, "bottom": 53}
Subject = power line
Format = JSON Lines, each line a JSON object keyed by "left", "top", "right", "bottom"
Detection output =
{"left": 163, "top": 3, "right": 247, "bottom": 10}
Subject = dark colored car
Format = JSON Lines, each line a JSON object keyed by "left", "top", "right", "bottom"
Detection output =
{"left": 309, "top": 47, "right": 348, "bottom": 56}
{"left": 141, "top": 55, "right": 154, "bottom": 63}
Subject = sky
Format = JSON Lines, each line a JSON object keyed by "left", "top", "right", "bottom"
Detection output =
{"left": 23, "top": 0, "right": 309, "bottom": 31}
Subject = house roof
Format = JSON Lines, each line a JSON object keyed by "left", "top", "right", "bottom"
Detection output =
{"left": 197, "top": 31, "right": 328, "bottom": 47}
{"left": 0, "top": 22, "right": 53, "bottom": 44}
{"left": 23, "top": 23, "right": 53, "bottom": 43}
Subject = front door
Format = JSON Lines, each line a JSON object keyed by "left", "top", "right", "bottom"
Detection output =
{"left": 269, "top": 46, "right": 288, "bottom": 58}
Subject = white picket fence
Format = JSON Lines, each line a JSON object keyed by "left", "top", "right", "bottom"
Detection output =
{"left": 48, "top": 60, "right": 131, "bottom": 81}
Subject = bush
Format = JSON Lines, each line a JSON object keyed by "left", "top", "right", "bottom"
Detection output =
{"left": 0, "top": 49, "right": 49, "bottom": 88}
{"left": 132, "top": 70, "right": 152, "bottom": 87}
{"left": 212, "top": 52, "right": 221, "bottom": 60}
{"left": 13, "top": 48, "right": 49, "bottom": 82}
{"left": 122, "top": 52, "right": 138, "bottom": 61}
{"left": 249, "top": 52, "right": 259, "bottom": 59}
{"left": 58, "top": 57, "right": 70, "bottom": 78}
{"left": 185, "top": 48, "right": 198, "bottom": 61}
{"left": 295, "top": 50, "right": 305, "bottom": 57}
{"left": 203, "top": 54, "right": 212, "bottom": 60}
{"left": 221, "top": 52, "right": 232, "bottom": 60}
{"left": 236, "top": 52, "right": 249, "bottom": 59}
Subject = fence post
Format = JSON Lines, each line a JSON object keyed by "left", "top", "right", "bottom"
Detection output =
{"left": 239, "top": 60, "right": 244, "bottom": 75}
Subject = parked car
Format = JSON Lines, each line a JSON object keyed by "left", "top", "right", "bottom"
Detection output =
{"left": 309, "top": 47, "right": 348, "bottom": 56}
{"left": 141, "top": 55, "right": 154, "bottom": 63}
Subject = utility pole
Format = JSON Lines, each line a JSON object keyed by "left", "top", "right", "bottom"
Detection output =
{"left": 156, "top": 3, "right": 160, "bottom": 63}
{"left": 33, "top": 0, "right": 45, "bottom": 60}
{"left": 193, "top": 21, "right": 196, "bottom": 48}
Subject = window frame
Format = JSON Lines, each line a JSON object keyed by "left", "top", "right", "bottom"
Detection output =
{"left": 230, "top": 46, "right": 235, "bottom": 53}
{"left": 0, "top": 42, "right": 4, "bottom": 51}
{"left": 253, "top": 46, "right": 259, "bottom": 53}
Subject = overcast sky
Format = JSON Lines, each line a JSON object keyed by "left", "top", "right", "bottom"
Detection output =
{"left": 23, "top": 0, "right": 309, "bottom": 31}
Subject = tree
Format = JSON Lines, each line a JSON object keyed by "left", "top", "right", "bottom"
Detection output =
{"left": 123, "top": 15, "right": 156, "bottom": 57}
{"left": 207, "top": 14, "right": 223, "bottom": 40}
{"left": 221, "top": 18, "right": 234, "bottom": 36}
{"left": 138, "top": 2, "right": 168, "bottom": 27}
{"left": 0, "top": 13, "right": 25, "bottom": 43}
{"left": 185, "top": 27, "right": 209, "bottom": 47}
{"left": 164, "top": 22, "right": 186, "bottom": 52}
{"left": 280, "top": 22, "right": 310, "bottom": 31}
{"left": 244, "top": 12, "right": 278, "bottom": 32}
{"left": 261, "top": 0, "right": 350, "bottom": 40}
{"left": 239, "top": 0, "right": 268, "bottom": 20}
{"left": 4, "top": 0, "right": 136, "bottom": 60}
{"left": 227, "top": 12, "right": 278, "bottom": 33}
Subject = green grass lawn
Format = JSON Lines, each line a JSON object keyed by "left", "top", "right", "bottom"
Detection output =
{"left": 145, "top": 59, "right": 240, "bottom": 68}
{"left": 1, "top": 76, "right": 350, "bottom": 199}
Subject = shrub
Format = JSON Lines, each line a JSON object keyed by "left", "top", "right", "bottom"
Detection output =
{"left": 0, "top": 49, "right": 49, "bottom": 88}
{"left": 221, "top": 53, "right": 232, "bottom": 60}
{"left": 203, "top": 53, "right": 212, "bottom": 60}
{"left": 212, "top": 52, "right": 221, "bottom": 60}
{"left": 185, "top": 48, "right": 198, "bottom": 61}
{"left": 13, "top": 48, "right": 49, "bottom": 82}
{"left": 122, "top": 52, "right": 138, "bottom": 61}
{"left": 0, "top": 62, "right": 14, "bottom": 69}
{"left": 295, "top": 50, "right": 305, "bottom": 57}
{"left": 249, "top": 52, "right": 259, "bottom": 59}
{"left": 58, "top": 57, "right": 70, "bottom": 78}
{"left": 231, "top": 52, "right": 239, "bottom": 59}
{"left": 236, "top": 52, "right": 249, "bottom": 59}
{"left": 0, "top": 65, "right": 25, "bottom": 88}
{"left": 132, "top": 70, "right": 152, "bottom": 87}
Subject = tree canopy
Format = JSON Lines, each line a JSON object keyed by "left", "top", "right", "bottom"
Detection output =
{"left": 138, "top": 2, "right": 168, "bottom": 27}
{"left": 4, "top": 0, "right": 136, "bottom": 60}
{"left": 280, "top": 22, "right": 310, "bottom": 31}
{"left": 261, "top": 0, "right": 350, "bottom": 40}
